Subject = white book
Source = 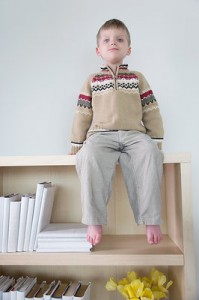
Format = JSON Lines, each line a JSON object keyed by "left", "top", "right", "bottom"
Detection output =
{"left": 2, "top": 278, "right": 15, "bottom": 300}
{"left": 37, "top": 238, "right": 87, "bottom": 245}
{"left": 25, "top": 283, "right": 44, "bottom": 300}
{"left": 0, "top": 277, "right": 15, "bottom": 300}
{"left": 37, "top": 238, "right": 91, "bottom": 250}
{"left": 2, "top": 194, "right": 21, "bottom": 252}
{"left": 51, "top": 282, "right": 70, "bottom": 300}
{"left": 23, "top": 196, "right": 35, "bottom": 252}
{"left": 17, "top": 278, "right": 37, "bottom": 300}
{"left": 0, "top": 195, "right": 7, "bottom": 251}
{"left": 37, "top": 240, "right": 91, "bottom": 250}
{"left": 33, "top": 281, "right": 50, "bottom": 300}
{"left": 0, "top": 277, "right": 11, "bottom": 289}
{"left": 17, "top": 195, "right": 30, "bottom": 251}
{"left": 0, "top": 277, "right": 8, "bottom": 288}
{"left": 43, "top": 281, "right": 60, "bottom": 300}
{"left": 10, "top": 277, "right": 27, "bottom": 300}
{"left": 0, "top": 276, "right": 5, "bottom": 283}
{"left": 42, "top": 281, "right": 55, "bottom": 300}
{"left": 34, "top": 185, "right": 55, "bottom": 250}
{"left": 2, "top": 286, "right": 12, "bottom": 300}
{"left": 37, "top": 223, "right": 88, "bottom": 239}
{"left": 62, "top": 282, "right": 81, "bottom": 300}
{"left": 73, "top": 283, "right": 91, "bottom": 300}
{"left": 29, "top": 182, "right": 51, "bottom": 252}
{"left": 36, "top": 246, "right": 91, "bottom": 253}
{"left": 8, "top": 199, "right": 21, "bottom": 252}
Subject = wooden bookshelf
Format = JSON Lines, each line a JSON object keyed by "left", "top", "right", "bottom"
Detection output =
{"left": 0, "top": 153, "right": 196, "bottom": 300}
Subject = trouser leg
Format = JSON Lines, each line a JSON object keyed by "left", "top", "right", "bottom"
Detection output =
{"left": 118, "top": 131, "right": 163, "bottom": 225}
{"left": 76, "top": 132, "right": 120, "bottom": 225}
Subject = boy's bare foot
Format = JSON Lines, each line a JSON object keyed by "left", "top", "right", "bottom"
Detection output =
{"left": 146, "top": 225, "right": 163, "bottom": 245}
{"left": 87, "top": 225, "right": 102, "bottom": 245}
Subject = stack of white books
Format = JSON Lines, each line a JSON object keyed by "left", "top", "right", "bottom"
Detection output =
{"left": 0, "top": 182, "right": 55, "bottom": 253}
{"left": 0, "top": 276, "right": 91, "bottom": 300}
{"left": 36, "top": 223, "right": 92, "bottom": 252}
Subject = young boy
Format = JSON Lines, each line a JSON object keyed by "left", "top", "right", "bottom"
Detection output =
{"left": 70, "top": 19, "right": 164, "bottom": 246}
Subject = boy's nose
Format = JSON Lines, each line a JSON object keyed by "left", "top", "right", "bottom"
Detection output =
{"left": 110, "top": 40, "right": 116, "bottom": 45}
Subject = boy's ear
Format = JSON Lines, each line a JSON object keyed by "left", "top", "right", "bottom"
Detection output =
{"left": 96, "top": 47, "right": 101, "bottom": 56}
{"left": 127, "top": 47, "right": 132, "bottom": 56}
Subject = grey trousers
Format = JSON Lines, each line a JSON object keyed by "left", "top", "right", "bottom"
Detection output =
{"left": 76, "top": 131, "right": 163, "bottom": 226}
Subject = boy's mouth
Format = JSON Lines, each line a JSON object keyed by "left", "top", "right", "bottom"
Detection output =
{"left": 108, "top": 48, "right": 119, "bottom": 51}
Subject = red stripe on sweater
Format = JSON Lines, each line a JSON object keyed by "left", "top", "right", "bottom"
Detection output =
{"left": 92, "top": 75, "right": 112, "bottom": 82}
{"left": 140, "top": 90, "right": 153, "bottom": 99}
{"left": 118, "top": 74, "right": 138, "bottom": 80}
{"left": 79, "top": 94, "right": 92, "bottom": 102}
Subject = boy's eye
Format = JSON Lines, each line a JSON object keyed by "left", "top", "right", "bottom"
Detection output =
{"left": 102, "top": 37, "right": 124, "bottom": 44}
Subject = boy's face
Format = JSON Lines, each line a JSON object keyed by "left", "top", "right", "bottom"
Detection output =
{"left": 96, "top": 27, "right": 131, "bottom": 66}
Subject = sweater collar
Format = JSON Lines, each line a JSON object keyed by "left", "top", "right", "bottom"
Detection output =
{"left": 101, "top": 64, "right": 128, "bottom": 71}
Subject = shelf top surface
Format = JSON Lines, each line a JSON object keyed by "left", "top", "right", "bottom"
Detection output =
{"left": 0, "top": 235, "right": 183, "bottom": 266}
{"left": 0, "top": 152, "right": 191, "bottom": 167}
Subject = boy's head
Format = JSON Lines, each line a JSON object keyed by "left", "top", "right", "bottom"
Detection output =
{"left": 96, "top": 19, "right": 131, "bottom": 47}
{"left": 96, "top": 19, "right": 131, "bottom": 67}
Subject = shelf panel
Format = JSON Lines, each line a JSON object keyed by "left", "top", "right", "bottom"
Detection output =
{"left": 0, "top": 235, "right": 183, "bottom": 266}
{"left": 0, "top": 152, "right": 191, "bottom": 167}
{"left": 0, "top": 155, "right": 75, "bottom": 166}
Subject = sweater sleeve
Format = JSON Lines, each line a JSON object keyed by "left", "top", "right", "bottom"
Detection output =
{"left": 135, "top": 71, "right": 164, "bottom": 144}
{"left": 70, "top": 75, "right": 93, "bottom": 154}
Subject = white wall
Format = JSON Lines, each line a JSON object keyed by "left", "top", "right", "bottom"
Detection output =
{"left": 0, "top": 0, "right": 199, "bottom": 293}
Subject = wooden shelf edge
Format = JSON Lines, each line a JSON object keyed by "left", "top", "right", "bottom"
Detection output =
{"left": 0, "top": 152, "right": 191, "bottom": 167}
{"left": 0, "top": 253, "right": 183, "bottom": 266}
{"left": 0, "top": 235, "right": 183, "bottom": 266}
{"left": 0, "top": 155, "right": 75, "bottom": 166}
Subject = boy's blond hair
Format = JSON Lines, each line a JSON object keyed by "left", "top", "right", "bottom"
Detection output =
{"left": 96, "top": 19, "right": 131, "bottom": 46}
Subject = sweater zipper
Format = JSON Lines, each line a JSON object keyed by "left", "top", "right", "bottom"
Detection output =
{"left": 113, "top": 66, "right": 119, "bottom": 90}
{"left": 114, "top": 75, "right": 118, "bottom": 90}
{"left": 107, "top": 66, "right": 119, "bottom": 90}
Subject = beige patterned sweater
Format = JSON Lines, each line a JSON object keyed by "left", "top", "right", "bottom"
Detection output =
{"left": 70, "top": 64, "right": 164, "bottom": 154}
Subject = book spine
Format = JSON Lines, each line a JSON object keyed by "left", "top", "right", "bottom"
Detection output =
{"left": 0, "top": 196, "right": 5, "bottom": 251}
{"left": 29, "top": 183, "right": 51, "bottom": 252}
{"left": 2, "top": 194, "right": 20, "bottom": 252}
{"left": 34, "top": 186, "right": 55, "bottom": 251}
{"left": 10, "top": 277, "right": 26, "bottom": 300}
{"left": 8, "top": 200, "right": 21, "bottom": 252}
{"left": 23, "top": 197, "right": 35, "bottom": 252}
{"left": 17, "top": 196, "right": 29, "bottom": 252}
{"left": 17, "top": 278, "right": 37, "bottom": 300}
{"left": 2, "top": 197, "right": 11, "bottom": 252}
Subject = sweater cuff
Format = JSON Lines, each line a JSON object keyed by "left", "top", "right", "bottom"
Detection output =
{"left": 152, "top": 139, "right": 163, "bottom": 150}
{"left": 70, "top": 143, "right": 83, "bottom": 154}
{"left": 157, "top": 142, "right": 163, "bottom": 150}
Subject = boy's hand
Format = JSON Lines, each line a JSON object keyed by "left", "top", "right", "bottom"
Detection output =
{"left": 70, "top": 144, "right": 83, "bottom": 155}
